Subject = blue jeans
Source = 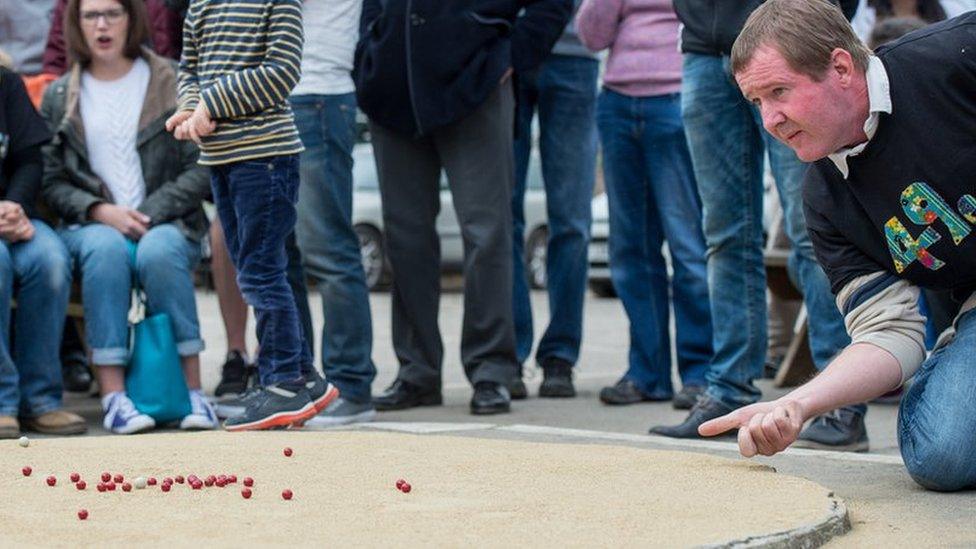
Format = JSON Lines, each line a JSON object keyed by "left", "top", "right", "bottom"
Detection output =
{"left": 512, "top": 54, "right": 598, "bottom": 367}
{"left": 0, "top": 220, "right": 71, "bottom": 417}
{"left": 210, "top": 154, "right": 314, "bottom": 386}
{"left": 60, "top": 223, "right": 205, "bottom": 365}
{"left": 899, "top": 308, "right": 976, "bottom": 491}
{"left": 292, "top": 93, "right": 377, "bottom": 403}
{"left": 597, "top": 89, "right": 711, "bottom": 396}
{"left": 680, "top": 53, "right": 851, "bottom": 408}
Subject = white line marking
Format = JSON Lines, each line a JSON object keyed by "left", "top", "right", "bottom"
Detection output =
{"left": 353, "top": 421, "right": 905, "bottom": 465}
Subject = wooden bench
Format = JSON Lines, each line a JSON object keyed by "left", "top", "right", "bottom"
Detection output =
{"left": 764, "top": 210, "right": 816, "bottom": 388}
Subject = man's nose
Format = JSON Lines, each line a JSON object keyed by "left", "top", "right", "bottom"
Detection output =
{"left": 761, "top": 105, "right": 786, "bottom": 135}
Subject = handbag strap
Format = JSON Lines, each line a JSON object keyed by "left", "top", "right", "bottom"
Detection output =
{"left": 126, "top": 239, "right": 149, "bottom": 322}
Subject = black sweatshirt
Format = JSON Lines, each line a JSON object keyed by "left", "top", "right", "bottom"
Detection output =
{"left": 803, "top": 13, "right": 976, "bottom": 300}
{"left": 0, "top": 67, "right": 51, "bottom": 217}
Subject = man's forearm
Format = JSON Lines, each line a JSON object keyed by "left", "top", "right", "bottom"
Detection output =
{"left": 785, "top": 342, "right": 903, "bottom": 419}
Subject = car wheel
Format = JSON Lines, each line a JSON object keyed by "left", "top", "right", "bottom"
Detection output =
{"left": 588, "top": 279, "right": 617, "bottom": 298}
{"left": 525, "top": 226, "right": 548, "bottom": 290}
{"left": 354, "top": 224, "right": 389, "bottom": 291}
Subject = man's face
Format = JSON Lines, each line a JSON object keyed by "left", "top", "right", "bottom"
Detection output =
{"left": 736, "top": 45, "right": 856, "bottom": 162}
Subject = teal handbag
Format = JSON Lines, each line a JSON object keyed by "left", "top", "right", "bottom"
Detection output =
{"left": 124, "top": 241, "right": 192, "bottom": 423}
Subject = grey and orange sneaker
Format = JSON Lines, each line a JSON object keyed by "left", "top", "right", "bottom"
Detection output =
{"left": 304, "top": 371, "right": 340, "bottom": 414}
{"left": 222, "top": 384, "right": 317, "bottom": 431}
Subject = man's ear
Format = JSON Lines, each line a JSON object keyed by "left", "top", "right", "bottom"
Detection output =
{"left": 830, "top": 47, "right": 857, "bottom": 87}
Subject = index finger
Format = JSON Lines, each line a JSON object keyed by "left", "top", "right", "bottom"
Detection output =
{"left": 699, "top": 411, "right": 742, "bottom": 437}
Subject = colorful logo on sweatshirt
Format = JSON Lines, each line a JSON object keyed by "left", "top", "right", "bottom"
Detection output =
{"left": 885, "top": 182, "right": 974, "bottom": 273}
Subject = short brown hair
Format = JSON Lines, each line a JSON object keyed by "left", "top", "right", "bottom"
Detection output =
{"left": 731, "top": 0, "right": 871, "bottom": 81}
{"left": 64, "top": 0, "right": 149, "bottom": 66}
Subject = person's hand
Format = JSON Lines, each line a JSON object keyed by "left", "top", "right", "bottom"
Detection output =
{"left": 0, "top": 201, "right": 35, "bottom": 242}
{"left": 89, "top": 203, "right": 151, "bottom": 240}
{"left": 698, "top": 399, "right": 807, "bottom": 457}
{"left": 176, "top": 103, "right": 216, "bottom": 144}
{"left": 165, "top": 109, "right": 194, "bottom": 134}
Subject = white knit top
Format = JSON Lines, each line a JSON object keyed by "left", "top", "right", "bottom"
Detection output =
{"left": 80, "top": 58, "right": 150, "bottom": 209}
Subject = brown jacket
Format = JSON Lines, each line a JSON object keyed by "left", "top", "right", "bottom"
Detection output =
{"left": 39, "top": 49, "right": 209, "bottom": 242}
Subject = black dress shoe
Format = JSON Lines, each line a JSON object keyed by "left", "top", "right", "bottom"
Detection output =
{"left": 672, "top": 384, "right": 705, "bottom": 410}
{"left": 649, "top": 396, "right": 736, "bottom": 439}
{"left": 508, "top": 366, "right": 528, "bottom": 400}
{"left": 470, "top": 382, "right": 511, "bottom": 415}
{"left": 539, "top": 359, "right": 575, "bottom": 398}
{"left": 61, "top": 351, "right": 92, "bottom": 393}
{"left": 509, "top": 378, "right": 528, "bottom": 400}
{"left": 599, "top": 379, "right": 670, "bottom": 405}
{"left": 794, "top": 406, "right": 869, "bottom": 452}
{"left": 372, "top": 379, "right": 442, "bottom": 411}
{"left": 215, "top": 351, "right": 250, "bottom": 397}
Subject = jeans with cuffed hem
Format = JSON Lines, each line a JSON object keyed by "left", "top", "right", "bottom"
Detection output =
{"left": 60, "top": 223, "right": 205, "bottom": 366}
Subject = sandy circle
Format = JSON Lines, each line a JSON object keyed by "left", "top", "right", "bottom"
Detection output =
{"left": 0, "top": 431, "right": 841, "bottom": 547}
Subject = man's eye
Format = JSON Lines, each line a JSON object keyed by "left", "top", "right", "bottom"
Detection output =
{"left": 772, "top": 88, "right": 786, "bottom": 98}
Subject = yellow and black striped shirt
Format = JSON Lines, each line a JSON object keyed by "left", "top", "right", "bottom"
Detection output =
{"left": 178, "top": 0, "right": 304, "bottom": 165}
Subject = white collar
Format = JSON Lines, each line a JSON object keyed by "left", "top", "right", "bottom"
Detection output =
{"left": 827, "top": 55, "right": 892, "bottom": 178}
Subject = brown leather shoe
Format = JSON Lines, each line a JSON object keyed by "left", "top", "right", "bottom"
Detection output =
{"left": 0, "top": 415, "right": 20, "bottom": 439}
{"left": 22, "top": 410, "right": 87, "bottom": 436}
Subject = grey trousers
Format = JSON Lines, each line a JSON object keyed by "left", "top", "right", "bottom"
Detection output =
{"left": 369, "top": 82, "right": 518, "bottom": 388}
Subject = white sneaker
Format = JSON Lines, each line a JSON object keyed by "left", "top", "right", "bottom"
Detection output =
{"left": 102, "top": 392, "right": 155, "bottom": 435}
{"left": 180, "top": 390, "right": 219, "bottom": 430}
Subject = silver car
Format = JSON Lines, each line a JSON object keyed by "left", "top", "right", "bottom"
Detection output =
{"left": 587, "top": 192, "right": 615, "bottom": 297}
{"left": 352, "top": 144, "right": 549, "bottom": 291}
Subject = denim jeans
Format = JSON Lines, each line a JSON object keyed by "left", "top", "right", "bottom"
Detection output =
{"left": 292, "top": 93, "right": 377, "bottom": 403}
{"left": 597, "top": 89, "right": 711, "bottom": 396}
{"left": 512, "top": 54, "right": 598, "bottom": 367}
{"left": 60, "top": 223, "right": 205, "bottom": 366}
{"left": 680, "top": 53, "right": 851, "bottom": 408}
{"left": 898, "top": 308, "right": 976, "bottom": 491}
{"left": 210, "top": 154, "right": 314, "bottom": 386}
{"left": 0, "top": 220, "right": 71, "bottom": 417}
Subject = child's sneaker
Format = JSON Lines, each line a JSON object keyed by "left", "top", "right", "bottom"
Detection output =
{"left": 102, "top": 392, "right": 155, "bottom": 435}
{"left": 305, "top": 371, "right": 340, "bottom": 413}
{"left": 180, "top": 390, "right": 219, "bottom": 430}
{"left": 222, "top": 384, "right": 317, "bottom": 431}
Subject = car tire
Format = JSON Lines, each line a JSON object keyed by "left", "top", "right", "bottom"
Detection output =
{"left": 525, "top": 226, "right": 548, "bottom": 290}
{"left": 588, "top": 279, "right": 617, "bottom": 298}
{"left": 354, "top": 224, "right": 390, "bottom": 291}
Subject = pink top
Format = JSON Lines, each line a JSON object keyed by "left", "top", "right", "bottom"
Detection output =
{"left": 576, "top": 0, "right": 683, "bottom": 97}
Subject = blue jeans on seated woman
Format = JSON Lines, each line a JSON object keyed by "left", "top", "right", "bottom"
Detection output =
{"left": 59, "top": 223, "right": 205, "bottom": 366}
{"left": 597, "top": 89, "right": 712, "bottom": 398}
{"left": 0, "top": 220, "right": 72, "bottom": 417}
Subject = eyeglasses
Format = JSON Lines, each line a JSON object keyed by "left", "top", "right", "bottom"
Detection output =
{"left": 80, "top": 8, "right": 127, "bottom": 26}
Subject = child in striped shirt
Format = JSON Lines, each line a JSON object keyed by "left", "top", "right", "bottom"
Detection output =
{"left": 166, "top": 0, "right": 338, "bottom": 431}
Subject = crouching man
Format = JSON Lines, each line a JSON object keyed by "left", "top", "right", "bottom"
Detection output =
{"left": 701, "top": 0, "right": 976, "bottom": 491}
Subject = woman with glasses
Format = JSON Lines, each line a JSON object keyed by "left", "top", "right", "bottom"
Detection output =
{"left": 40, "top": 0, "right": 215, "bottom": 434}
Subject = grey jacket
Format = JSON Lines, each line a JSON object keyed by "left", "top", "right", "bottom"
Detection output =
{"left": 40, "top": 49, "right": 209, "bottom": 242}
